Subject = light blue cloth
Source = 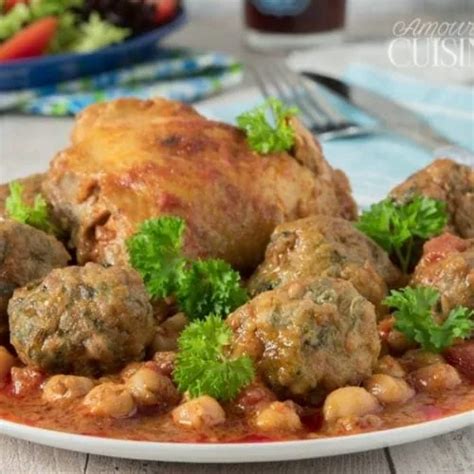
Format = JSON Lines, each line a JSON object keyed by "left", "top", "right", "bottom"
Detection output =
{"left": 200, "top": 64, "right": 474, "bottom": 208}
{"left": 0, "top": 49, "right": 242, "bottom": 116}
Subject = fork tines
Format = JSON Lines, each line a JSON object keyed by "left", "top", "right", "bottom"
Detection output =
{"left": 252, "top": 62, "right": 362, "bottom": 141}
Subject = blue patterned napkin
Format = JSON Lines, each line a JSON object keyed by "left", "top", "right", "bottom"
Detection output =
{"left": 0, "top": 49, "right": 242, "bottom": 116}
{"left": 199, "top": 64, "right": 474, "bottom": 208}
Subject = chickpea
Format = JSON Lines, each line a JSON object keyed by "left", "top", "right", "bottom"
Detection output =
{"left": 126, "top": 367, "right": 179, "bottom": 407}
{"left": 323, "top": 387, "right": 380, "bottom": 423}
{"left": 331, "top": 414, "right": 382, "bottom": 434}
{"left": 401, "top": 349, "right": 445, "bottom": 371}
{"left": 152, "top": 351, "right": 176, "bottom": 377}
{"left": 254, "top": 401, "right": 302, "bottom": 432}
{"left": 364, "top": 374, "right": 414, "bottom": 404}
{"left": 410, "top": 363, "right": 461, "bottom": 393}
{"left": 387, "top": 329, "right": 417, "bottom": 353}
{"left": 83, "top": 383, "right": 136, "bottom": 418}
{"left": 120, "top": 362, "right": 143, "bottom": 380}
{"left": 43, "top": 375, "right": 94, "bottom": 403}
{"left": 0, "top": 346, "right": 15, "bottom": 385}
{"left": 150, "top": 313, "right": 188, "bottom": 353}
{"left": 375, "top": 355, "right": 405, "bottom": 378}
{"left": 172, "top": 396, "right": 225, "bottom": 429}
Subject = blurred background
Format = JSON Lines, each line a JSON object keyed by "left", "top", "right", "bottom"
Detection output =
{"left": 166, "top": 0, "right": 474, "bottom": 85}
{"left": 1, "top": 0, "right": 473, "bottom": 180}
{"left": 181, "top": 0, "right": 473, "bottom": 45}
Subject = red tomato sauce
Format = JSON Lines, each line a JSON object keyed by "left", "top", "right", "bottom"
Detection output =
{"left": 1, "top": 377, "right": 473, "bottom": 442}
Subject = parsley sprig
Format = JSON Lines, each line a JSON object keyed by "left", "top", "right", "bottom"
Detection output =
{"left": 177, "top": 259, "right": 248, "bottom": 321}
{"left": 173, "top": 314, "right": 255, "bottom": 400}
{"left": 128, "top": 219, "right": 252, "bottom": 400}
{"left": 126, "top": 217, "right": 248, "bottom": 320}
{"left": 384, "top": 286, "right": 473, "bottom": 353}
{"left": 5, "top": 181, "right": 57, "bottom": 235}
{"left": 356, "top": 196, "right": 447, "bottom": 273}
{"left": 237, "top": 98, "right": 298, "bottom": 154}
{"left": 126, "top": 217, "right": 186, "bottom": 300}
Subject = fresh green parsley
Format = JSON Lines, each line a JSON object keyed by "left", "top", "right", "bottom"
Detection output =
{"left": 173, "top": 314, "right": 255, "bottom": 400}
{"left": 126, "top": 216, "right": 186, "bottom": 300}
{"left": 126, "top": 217, "right": 248, "bottom": 318}
{"left": 356, "top": 195, "right": 448, "bottom": 273}
{"left": 236, "top": 98, "right": 298, "bottom": 154}
{"left": 384, "top": 286, "right": 474, "bottom": 353}
{"left": 5, "top": 181, "right": 57, "bottom": 234}
{"left": 176, "top": 259, "right": 248, "bottom": 321}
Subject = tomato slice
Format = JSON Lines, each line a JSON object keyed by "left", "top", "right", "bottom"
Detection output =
{"left": 444, "top": 340, "right": 474, "bottom": 381}
{"left": 0, "top": 16, "right": 58, "bottom": 62}
{"left": 155, "top": 0, "right": 179, "bottom": 24}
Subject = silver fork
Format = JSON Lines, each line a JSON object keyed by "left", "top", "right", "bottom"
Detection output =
{"left": 251, "top": 61, "right": 372, "bottom": 142}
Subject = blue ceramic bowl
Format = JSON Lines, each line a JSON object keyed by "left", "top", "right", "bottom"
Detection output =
{"left": 0, "top": 9, "right": 187, "bottom": 91}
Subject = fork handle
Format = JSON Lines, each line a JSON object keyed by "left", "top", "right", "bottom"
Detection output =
{"left": 434, "top": 145, "right": 474, "bottom": 167}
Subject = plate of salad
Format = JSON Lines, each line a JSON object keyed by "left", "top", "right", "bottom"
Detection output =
{"left": 0, "top": 0, "right": 186, "bottom": 90}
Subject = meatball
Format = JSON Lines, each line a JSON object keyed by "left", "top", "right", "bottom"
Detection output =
{"left": 228, "top": 277, "right": 380, "bottom": 399}
{"left": 248, "top": 216, "right": 401, "bottom": 317}
{"left": 9, "top": 263, "right": 154, "bottom": 376}
{"left": 412, "top": 233, "right": 473, "bottom": 314}
{"left": 0, "top": 218, "right": 69, "bottom": 341}
{"left": 390, "top": 159, "right": 474, "bottom": 238}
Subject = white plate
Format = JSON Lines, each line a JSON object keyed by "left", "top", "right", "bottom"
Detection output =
{"left": 0, "top": 411, "right": 473, "bottom": 463}
{"left": 1, "top": 91, "right": 473, "bottom": 463}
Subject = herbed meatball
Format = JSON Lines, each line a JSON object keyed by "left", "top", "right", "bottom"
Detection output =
{"left": 412, "top": 233, "right": 473, "bottom": 314}
{"left": 228, "top": 277, "right": 380, "bottom": 400}
{"left": 8, "top": 263, "right": 154, "bottom": 376}
{"left": 390, "top": 159, "right": 474, "bottom": 238}
{"left": 248, "top": 216, "right": 401, "bottom": 317}
{"left": 0, "top": 218, "right": 70, "bottom": 341}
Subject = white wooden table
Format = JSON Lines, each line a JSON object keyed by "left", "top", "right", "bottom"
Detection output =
{"left": 0, "top": 1, "right": 473, "bottom": 472}
{"left": 0, "top": 426, "right": 473, "bottom": 473}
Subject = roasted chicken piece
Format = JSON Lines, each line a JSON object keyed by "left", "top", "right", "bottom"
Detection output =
{"left": 43, "top": 98, "right": 357, "bottom": 271}
{"left": 390, "top": 159, "right": 474, "bottom": 238}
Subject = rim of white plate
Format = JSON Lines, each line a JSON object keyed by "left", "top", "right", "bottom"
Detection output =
{"left": 1, "top": 410, "right": 473, "bottom": 463}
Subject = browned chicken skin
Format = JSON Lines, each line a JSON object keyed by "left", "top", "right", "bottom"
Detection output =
{"left": 43, "top": 98, "right": 357, "bottom": 271}
{"left": 390, "top": 159, "right": 474, "bottom": 238}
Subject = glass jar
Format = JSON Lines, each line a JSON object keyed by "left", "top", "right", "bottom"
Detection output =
{"left": 244, "top": 0, "right": 347, "bottom": 51}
